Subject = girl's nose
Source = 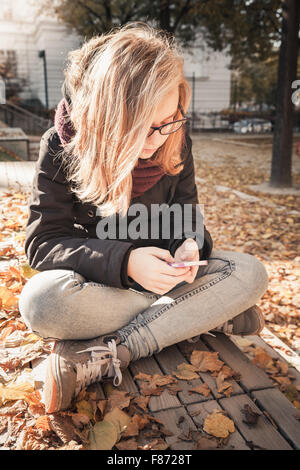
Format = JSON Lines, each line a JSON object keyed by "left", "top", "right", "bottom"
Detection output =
{"left": 146, "top": 131, "right": 167, "bottom": 147}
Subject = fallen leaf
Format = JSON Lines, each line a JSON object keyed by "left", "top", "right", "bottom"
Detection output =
{"left": 0, "top": 285, "right": 19, "bottom": 308}
{"left": 105, "top": 389, "right": 131, "bottom": 412}
{"left": 88, "top": 420, "right": 118, "bottom": 450}
{"left": 241, "top": 404, "right": 261, "bottom": 426}
{"left": 188, "top": 383, "right": 211, "bottom": 397}
{"left": 103, "top": 407, "right": 131, "bottom": 440}
{"left": 35, "top": 415, "right": 52, "bottom": 432}
{"left": 75, "top": 399, "right": 94, "bottom": 421}
{"left": 173, "top": 363, "right": 199, "bottom": 380}
{"left": 0, "top": 382, "right": 34, "bottom": 406}
{"left": 190, "top": 350, "right": 224, "bottom": 373}
{"left": 20, "top": 264, "right": 39, "bottom": 279}
{"left": 203, "top": 409, "right": 235, "bottom": 438}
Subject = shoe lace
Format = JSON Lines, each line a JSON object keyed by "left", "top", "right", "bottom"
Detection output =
{"left": 74, "top": 340, "right": 122, "bottom": 395}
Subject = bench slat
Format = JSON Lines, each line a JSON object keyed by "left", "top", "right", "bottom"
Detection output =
{"left": 186, "top": 399, "right": 250, "bottom": 450}
{"left": 202, "top": 333, "right": 274, "bottom": 391}
{"left": 252, "top": 388, "right": 300, "bottom": 450}
{"left": 129, "top": 356, "right": 181, "bottom": 412}
{"left": 219, "top": 394, "right": 292, "bottom": 450}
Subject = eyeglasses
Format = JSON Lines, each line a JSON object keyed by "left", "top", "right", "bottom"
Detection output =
{"left": 147, "top": 103, "right": 188, "bottom": 138}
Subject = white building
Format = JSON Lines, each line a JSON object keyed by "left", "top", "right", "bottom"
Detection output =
{"left": 0, "top": 0, "right": 231, "bottom": 112}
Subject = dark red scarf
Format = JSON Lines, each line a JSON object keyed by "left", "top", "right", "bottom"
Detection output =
{"left": 54, "top": 98, "right": 166, "bottom": 200}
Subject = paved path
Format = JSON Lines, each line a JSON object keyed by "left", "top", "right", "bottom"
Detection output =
{"left": 0, "top": 161, "right": 35, "bottom": 192}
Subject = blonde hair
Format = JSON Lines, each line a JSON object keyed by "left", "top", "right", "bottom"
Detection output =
{"left": 61, "top": 22, "right": 191, "bottom": 217}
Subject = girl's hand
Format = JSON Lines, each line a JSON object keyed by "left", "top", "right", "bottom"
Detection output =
{"left": 173, "top": 238, "right": 200, "bottom": 284}
{"left": 127, "top": 246, "right": 191, "bottom": 295}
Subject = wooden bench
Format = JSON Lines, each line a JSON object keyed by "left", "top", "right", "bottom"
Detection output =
{"left": 108, "top": 333, "right": 300, "bottom": 450}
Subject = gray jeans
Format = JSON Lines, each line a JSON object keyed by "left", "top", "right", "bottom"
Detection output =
{"left": 18, "top": 249, "right": 269, "bottom": 361}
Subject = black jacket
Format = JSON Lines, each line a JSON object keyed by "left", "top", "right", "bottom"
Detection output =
{"left": 25, "top": 126, "right": 213, "bottom": 289}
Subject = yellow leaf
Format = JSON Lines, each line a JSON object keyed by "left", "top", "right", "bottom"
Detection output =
{"left": 75, "top": 399, "right": 94, "bottom": 421}
{"left": 21, "top": 333, "right": 41, "bottom": 345}
{"left": 20, "top": 264, "right": 39, "bottom": 279}
{"left": 104, "top": 407, "right": 131, "bottom": 440}
{"left": 0, "top": 286, "right": 19, "bottom": 308}
{"left": 88, "top": 420, "right": 118, "bottom": 450}
{"left": 203, "top": 409, "right": 235, "bottom": 438}
{"left": 0, "top": 382, "right": 34, "bottom": 406}
{"left": 293, "top": 400, "right": 300, "bottom": 411}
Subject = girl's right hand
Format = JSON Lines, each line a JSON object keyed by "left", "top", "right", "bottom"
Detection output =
{"left": 127, "top": 247, "right": 191, "bottom": 295}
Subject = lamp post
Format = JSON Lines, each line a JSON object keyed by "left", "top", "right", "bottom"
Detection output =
{"left": 38, "top": 50, "right": 49, "bottom": 109}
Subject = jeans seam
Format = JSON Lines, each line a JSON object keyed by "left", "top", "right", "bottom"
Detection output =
{"left": 119, "top": 266, "right": 234, "bottom": 340}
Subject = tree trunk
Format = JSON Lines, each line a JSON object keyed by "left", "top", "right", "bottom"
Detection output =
{"left": 270, "top": 0, "right": 300, "bottom": 187}
{"left": 159, "top": 0, "right": 171, "bottom": 31}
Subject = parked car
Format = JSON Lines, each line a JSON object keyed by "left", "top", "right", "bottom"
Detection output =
{"left": 233, "top": 118, "right": 272, "bottom": 134}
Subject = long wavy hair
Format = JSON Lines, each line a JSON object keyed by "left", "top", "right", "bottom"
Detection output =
{"left": 60, "top": 22, "right": 192, "bottom": 217}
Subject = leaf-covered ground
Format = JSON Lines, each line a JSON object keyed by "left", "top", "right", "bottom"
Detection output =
{"left": 192, "top": 134, "right": 300, "bottom": 354}
{"left": 0, "top": 136, "right": 299, "bottom": 449}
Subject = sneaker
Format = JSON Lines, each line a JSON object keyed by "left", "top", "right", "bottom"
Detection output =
{"left": 44, "top": 333, "right": 130, "bottom": 413}
{"left": 211, "top": 305, "right": 265, "bottom": 336}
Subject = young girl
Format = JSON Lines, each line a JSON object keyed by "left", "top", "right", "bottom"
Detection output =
{"left": 19, "top": 23, "right": 269, "bottom": 414}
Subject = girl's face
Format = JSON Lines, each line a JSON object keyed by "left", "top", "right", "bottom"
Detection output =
{"left": 140, "top": 85, "right": 180, "bottom": 159}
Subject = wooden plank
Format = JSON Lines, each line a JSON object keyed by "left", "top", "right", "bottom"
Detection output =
{"left": 201, "top": 332, "right": 274, "bottom": 391}
{"left": 177, "top": 338, "right": 244, "bottom": 398}
{"left": 117, "top": 368, "right": 139, "bottom": 395}
{"left": 186, "top": 400, "right": 250, "bottom": 450}
{"left": 154, "top": 344, "right": 214, "bottom": 405}
{"left": 129, "top": 356, "right": 181, "bottom": 412}
{"left": 232, "top": 334, "right": 300, "bottom": 386}
{"left": 252, "top": 388, "right": 300, "bottom": 450}
{"left": 219, "top": 394, "right": 292, "bottom": 450}
{"left": 153, "top": 406, "right": 198, "bottom": 450}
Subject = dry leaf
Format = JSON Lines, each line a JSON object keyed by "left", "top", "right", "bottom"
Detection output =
{"left": 103, "top": 407, "right": 131, "bottom": 439}
{"left": 241, "top": 404, "right": 261, "bottom": 426}
{"left": 0, "top": 286, "right": 19, "bottom": 308}
{"left": 188, "top": 383, "right": 211, "bottom": 397}
{"left": 106, "top": 389, "right": 131, "bottom": 412}
{"left": 88, "top": 419, "right": 118, "bottom": 450}
{"left": 173, "top": 363, "right": 199, "bottom": 380}
{"left": 253, "top": 348, "right": 273, "bottom": 366}
{"left": 190, "top": 350, "right": 224, "bottom": 373}
{"left": 35, "top": 415, "right": 52, "bottom": 432}
{"left": 75, "top": 399, "right": 94, "bottom": 421}
{"left": 203, "top": 409, "right": 235, "bottom": 438}
{"left": 0, "top": 382, "right": 34, "bottom": 406}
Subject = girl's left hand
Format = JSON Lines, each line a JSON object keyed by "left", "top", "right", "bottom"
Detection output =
{"left": 173, "top": 238, "right": 199, "bottom": 284}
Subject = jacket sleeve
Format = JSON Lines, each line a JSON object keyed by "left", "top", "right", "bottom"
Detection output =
{"left": 164, "top": 133, "right": 213, "bottom": 260}
{"left": 25, "top": 128, "right": 136, "bottom": 289}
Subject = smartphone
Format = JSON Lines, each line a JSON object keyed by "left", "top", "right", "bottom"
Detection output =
{"left": 167, "top": 260, "right": 208, "bottom": 268}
